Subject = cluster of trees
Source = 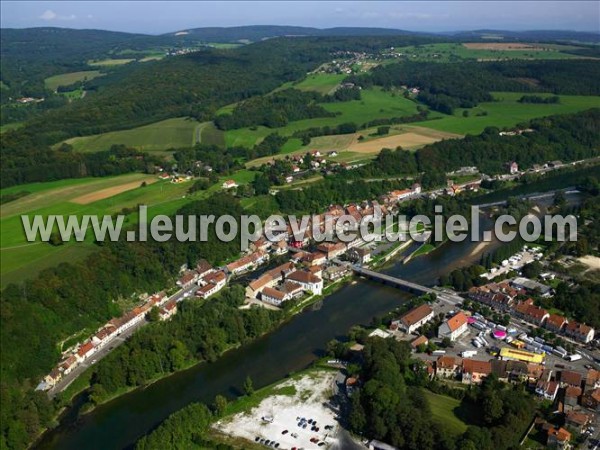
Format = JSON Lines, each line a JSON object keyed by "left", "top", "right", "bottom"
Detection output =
{"left": 86, "top": 285, "right": 282, "bottom": 406}
{"left": 351, "top": 59, "right": 600, "bottom": 114}
{"left": 348, "top": 337, "right": 537, "bottom": 450}
{"left": 0, "top": 193, "right": 248, "bottom": 449}
{"left": 518, "top": 95, "right": 560, "bottom": 104}
{"left": 0, "top": 139, "right": 163, "bottom": 188}
{"left": 214, "top": 89, "right": 336, "bottom": 130}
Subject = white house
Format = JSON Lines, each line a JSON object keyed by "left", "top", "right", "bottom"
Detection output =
{"left": 438, "top": 312, "right": 468, "bottom": 341}
{"left": 287, "top": 271, "right": 323, "bottom": 295}
{"left": 391, "top": 304, "right": 434, "bottom": 334}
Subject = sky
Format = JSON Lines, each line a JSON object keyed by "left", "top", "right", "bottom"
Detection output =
{"left": 1, "top": 1, "right": 599, "bottom": 34}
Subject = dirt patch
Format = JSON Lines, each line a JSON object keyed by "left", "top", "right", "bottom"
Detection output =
{"left": 215, "top": 371, "right": 340, "bottom": 449}
{"left": 348, "top": 128, "right": 459, "bottom": 154}
{"left": 578, "top": 255, "right": 600, "bottom": 271}
{"left": 71, "top": 178, "right": 157, "bottom": 204}
{"left": 463, "top": 43, "right": 548, "bottom": 51}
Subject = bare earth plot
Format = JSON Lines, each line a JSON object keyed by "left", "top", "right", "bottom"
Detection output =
{"left": 214, "top": 371, "right": 341, "bottom": 450}
{"left": 348, "top": 127, "right": 461, "bottom": 154}
{"left": 71, "top": 178, "right": 158, "bottom": 204}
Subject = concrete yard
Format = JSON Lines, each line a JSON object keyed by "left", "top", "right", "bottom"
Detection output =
{"left": 214, "top": 371, "right": 341, "bottom": 450}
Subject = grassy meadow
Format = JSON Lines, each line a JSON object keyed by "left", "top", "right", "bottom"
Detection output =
{"left": 44, "top": 70, "right": 105, "bottom": 91}
{"left": 420, "top": 92, "right": 600, "bottom": 135}
{"left": 0, "top": 173, "right": 210, "bottom": 287}
{"left": 422, "top": 390, "right": 474, "bottom": 436}
{"left": 61, "top": 117, "right": 203, "bottom": 153}
{"left": 225, "top": 87, "right": 421, "bottom": 147}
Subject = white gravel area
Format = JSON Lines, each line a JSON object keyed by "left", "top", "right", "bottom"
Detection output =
{"left": 214, "top": 371, "right": 340, "bottom": 450}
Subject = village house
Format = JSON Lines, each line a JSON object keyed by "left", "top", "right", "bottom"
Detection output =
{"left": 60, "top": 355, "right": 78, "bottom": 375}
{"left": 261, "top": 287, "right": 290, "bottom": 307}
{"left": 159, "top": 300, "right": 177, "bottom": 320}
{"left": 226, "top": 250, "right": 269, "bottom": 275}
{"left": 91, "top": 324, "right": 116, "bottom": 349}
{"left": 316, "top": 242, "right": 347, "bottom": 260}
{"left": 348, "top": 247, "right": 372, "bottom": 265}
{"left": 177, "top": 270, "right": 199, "bottom": 288}
{"left": 280, "top": 281, "right": 304, "bottom": 299}
{"left": 391, "top": 304, "right": 434, "bottom": 334}
{"left": 287, "top": 270, "right": 323, "bottom": 295}
{"left": 507, "top": 161, "right": 519, "bottom": 174}
{"left": 273, "top": 239, "right": 288, "bottom": 255}
{"left": 565, "top": 411, "right": 592, "bottom": 433}
{"left": 196, "top": 270, "right": 227, "bottom": 299}
{"left": 245, "top": 262, "right": 295, "bottom": 298}
{"left": 564, "top": 321, "right": 595, "bottom": 343}
{"left": 585, "top": 369, "right": 600, "bottom": 392}
{"left": 536, "top": 380, "right": 560, "bottom": 401}
{"left": 582, "top": 388, "right": 600, "bottom": 411}
{"left": 559, "top": 370, "right": 583, "bottom": 389}
{"left": 564, "top": 386, "right": 582, "bottom": 412}
{"left": 302, "top": 252, "right": 327, "bottom": 267}
{"left": 514, "top": 299, "right": 549, "bottom": 326}
{"left": 461, "top": 359, "right": 492, "bottom": 385}
{"left": 436, "top": 356, "right": 461, "bottom": 379}
{"left": 308, "top": 264, "right": 323, "bottom": 279}
{"left": 76, "top": 341, "right": 96, "bottom": 362}
{"left": 195, "top": 259, "right": 214, "bottom": 278}
{"left": 322, "top": 265, "right": 350, "bottom": 281}
{"left": 410, "top": 335, "right": 429, "bottom": 349}
{"left": 546, "top": 427, "right": 571, "bottom": 449}
{"left": 222, "top": 179, "right": 238, "bottom": 189}
{"left": 438, "top": 311, "right": 468, "bottom": 341}
{"left": 43, "top": 368, "right": 62, "bottom": 388}
{"left": 545, "top": 314, "right": 568, "bottom": 333}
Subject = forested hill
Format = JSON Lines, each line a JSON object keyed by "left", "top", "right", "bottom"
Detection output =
{"left": 173, "top": 25, "right": 429, "bottom": 41}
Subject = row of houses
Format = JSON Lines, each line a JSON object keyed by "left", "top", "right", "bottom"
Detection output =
{"left": 39, "top": 291, "right": 174, "bottom": 391}
{"left": 469, "top": 280, "right": 595, "bottom": 344}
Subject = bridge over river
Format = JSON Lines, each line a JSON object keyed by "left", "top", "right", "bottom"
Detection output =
{"left": 351, "top": 265, "right": 463, "bottom": 306}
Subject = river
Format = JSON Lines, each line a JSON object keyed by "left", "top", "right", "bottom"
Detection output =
{"left": 35, "top": 189, "right": 584, "bottom": 450}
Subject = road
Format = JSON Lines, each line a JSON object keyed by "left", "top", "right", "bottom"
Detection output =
{"left": 48, "top": 283, "right": 200, "bottom": 398}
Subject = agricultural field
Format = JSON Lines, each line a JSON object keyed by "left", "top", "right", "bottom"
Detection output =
{"left": 282, "top": 72, "right": 347, "bottom": 95}
{"left": 247, "top": 125, "right": 458, "bottom": 167}
{"left": 225, "top": 87, "right": 421, "bottom": 148}
{"left": 420, "top": 92, "right": 600, "bottom": 135}
{"left": 44, "top": 70, "right": 105, "bottom": 91}
{"left": 88, "top": 58, "right": 135, "bottom": 66}
{"left": 60, "top": 117, "right": 203, "bottom": 153}
{"left": 0, "top": 173, "right": 206, "bottom": 287}
{"left": 379, "top": 42, "right": 588, "bottom": 63}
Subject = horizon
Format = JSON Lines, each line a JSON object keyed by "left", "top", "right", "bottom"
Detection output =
{"left": 1, "top": 1, "right": 599, "bottom": 34}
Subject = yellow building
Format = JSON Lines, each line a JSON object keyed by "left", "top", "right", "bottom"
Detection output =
{"left": 500, "top": 347, "right": 545, "bottom": 364}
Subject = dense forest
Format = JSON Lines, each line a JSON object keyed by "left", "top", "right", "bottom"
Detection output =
{"left": 214, "top": 87, "right": 360, "bottom": 130}
{"left": 0, "top": 193, "right": 249, "bottom": 449}
{"left": 350, "top": 59, "right": 600, "bottom": 114}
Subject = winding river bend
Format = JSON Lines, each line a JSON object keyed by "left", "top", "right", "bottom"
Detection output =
{"left": 36, "top": 189, "right": 583, "bottom": 450}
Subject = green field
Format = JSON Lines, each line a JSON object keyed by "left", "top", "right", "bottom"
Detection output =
{"left": 0, "top": 173, "right": 209, "bottom": 287}
{"left": 61, "top": 117, "right": 203, "bottom": 153}
{"left": 422, "top": 390, "right": 471, "bottom": 435}
{"left": 44, "top": 70, "right": 105, "bottom": 91}
{"left": 283, "top": 73, "right": 347, "bottom": 95}
{"left": 420, "top": 92, "right": 600, "bottom": 135}
{"left": 225, "top": 87, "right": 420, "bottom": 147}
{"left": 380, "top": 43, "right": 587, "bottom": 63}
{"left": 88, "top": 58, "right": 135, "bottom": 66}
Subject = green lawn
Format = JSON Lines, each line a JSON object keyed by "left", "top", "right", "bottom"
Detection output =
{"left": 61, "top": 117, "right": 203, "bottom": 153}
{"left": 288, "top": 73, "right": 347, "bottom": 94}
{"left": 225, "top": 87, "right": 420, "bottom": 147}
{"left": 420, "top": 92, "right": 600, "bottom": 135}
{"left": 44, "top": 70, "right": 104, "bottom": 91}
{"left": 422, "top": 390, "right": 471, "bottom": 435}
